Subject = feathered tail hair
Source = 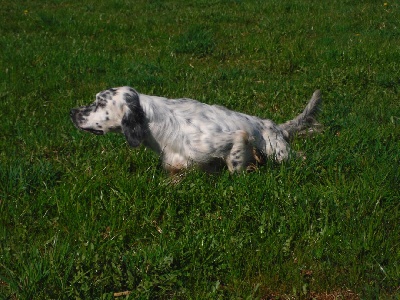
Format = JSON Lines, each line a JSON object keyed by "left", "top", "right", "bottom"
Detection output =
{"left": 279, "top": 90, "right": 322, "bottom": 140}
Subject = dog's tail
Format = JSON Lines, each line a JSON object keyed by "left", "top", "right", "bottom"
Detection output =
{"left": 279, "top": 90, "right": 322, "bottom": 140}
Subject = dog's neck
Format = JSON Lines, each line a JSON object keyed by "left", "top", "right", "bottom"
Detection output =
{"left": 137, "top": 94, "right": 184, "bottom": 155}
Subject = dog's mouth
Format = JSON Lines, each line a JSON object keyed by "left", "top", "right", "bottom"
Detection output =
{"left": 79, "top": 127, "right": 104, "bottom": 135}
{"left": 71, "top": 120, "right": 104, "bottom": 135}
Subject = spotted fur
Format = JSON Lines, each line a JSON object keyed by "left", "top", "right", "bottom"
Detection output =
{"left": 70, "top": 87, "right": 321, "bottom": 173}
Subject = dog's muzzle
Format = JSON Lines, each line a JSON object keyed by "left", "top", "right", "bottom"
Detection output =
{"left": 70, "top": 108, "right": 104, "bottom": 135}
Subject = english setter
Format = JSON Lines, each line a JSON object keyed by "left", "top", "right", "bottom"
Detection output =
{"left": 70, "top": 87, "right": 321, "bottom": 173}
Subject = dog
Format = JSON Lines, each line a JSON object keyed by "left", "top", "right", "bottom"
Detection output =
{"left": 70, "top": 87, "right": 321, "bottom": 173}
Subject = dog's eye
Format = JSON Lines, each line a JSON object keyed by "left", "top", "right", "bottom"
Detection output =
{"left": 93, "top": 102, "right": 106, "bottom": 112}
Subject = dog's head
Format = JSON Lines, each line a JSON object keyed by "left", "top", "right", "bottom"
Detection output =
{"left": 70, "top": 86, "right": 147, "bottom": 147}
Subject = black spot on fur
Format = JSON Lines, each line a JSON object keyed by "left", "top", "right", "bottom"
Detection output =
{"left": 81, "top": 105, "right": 95, "bottom": 116}
{"left": 200, "top": 112, "right": 210, "bottom": 120}
{"left": 109, "top": 88, "right": 118, "bottom": 96}
{"left": 127, "top": 87, "right": 136, "bottom": 94}
{"left": 121, "top": 89, "right": 147, "bottom": 148}
{"left": 222, "top": 142, "right": 233, "bottom": 152}
{"left": 97, "top": 90, "right": 113, "bottom": 103}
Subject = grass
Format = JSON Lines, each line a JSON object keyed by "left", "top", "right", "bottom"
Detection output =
{"left": 0, "top": 0, "right": 399, "bottom": 299}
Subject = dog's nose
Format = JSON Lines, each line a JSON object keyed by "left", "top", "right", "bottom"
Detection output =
{"left": 70, "top": 108, "right": 81, "bottom": 124}
{"left": 70, "top": 108, "right": 78, "bottom": 117}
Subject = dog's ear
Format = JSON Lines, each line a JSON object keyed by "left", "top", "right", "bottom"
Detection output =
{"left": 121, "top": 89, "right": 147, "bottom": 148}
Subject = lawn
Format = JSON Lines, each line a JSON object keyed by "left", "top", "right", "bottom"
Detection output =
{"left": 1, "top": 0, "right": 399, "bottom": 299}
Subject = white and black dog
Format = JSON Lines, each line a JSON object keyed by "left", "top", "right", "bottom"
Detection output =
{"left": 70, "top": 87, "right": 321, "bottom": 173}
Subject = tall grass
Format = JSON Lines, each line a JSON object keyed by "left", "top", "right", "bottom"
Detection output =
{"left": 1, "top": 0, "right": 399, "bottom": 299}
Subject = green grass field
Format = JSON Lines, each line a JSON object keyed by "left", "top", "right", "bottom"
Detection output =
{"left": 1, "top": 0, "right": 399, "bottom": 299}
